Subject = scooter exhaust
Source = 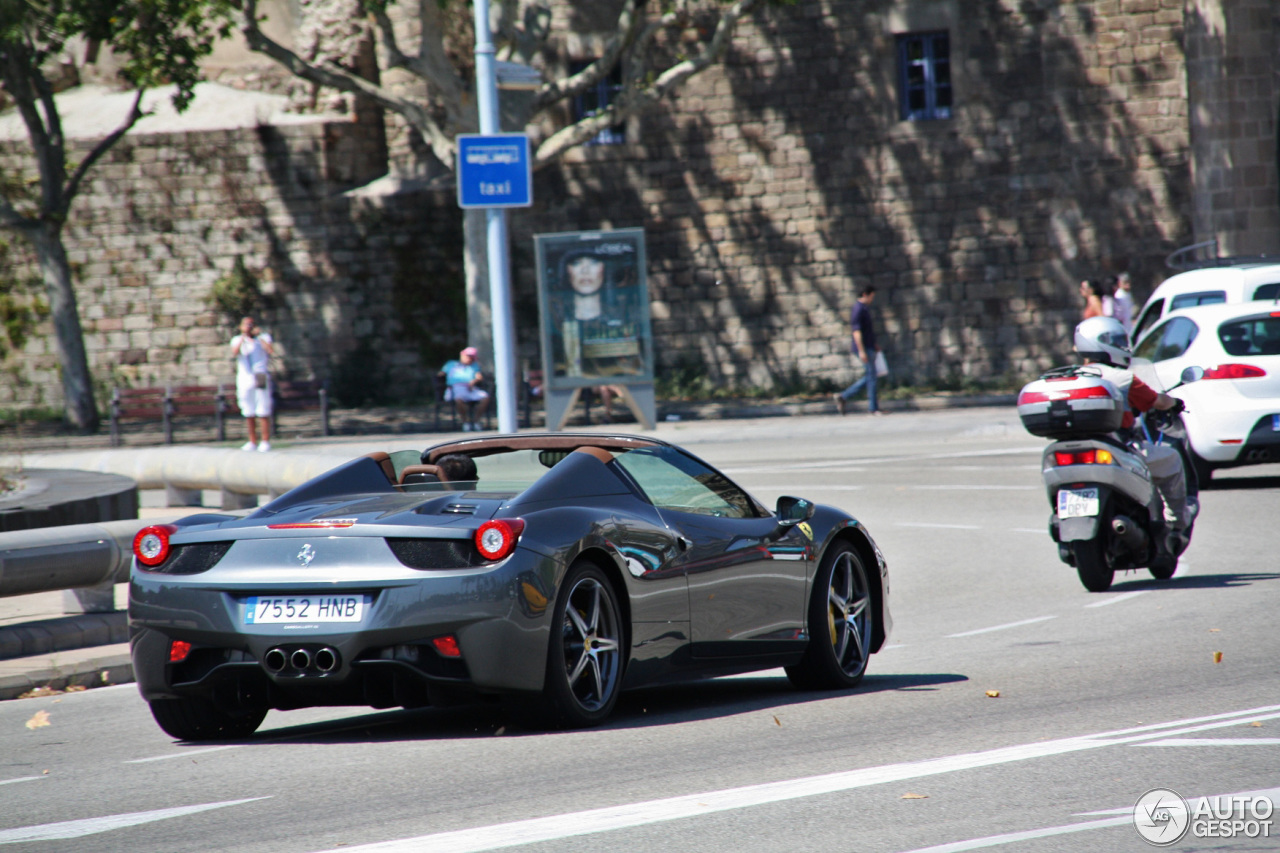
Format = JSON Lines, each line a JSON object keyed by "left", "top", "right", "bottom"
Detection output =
{"left": 1111, "top": 515, "right": 1148, "bottom": 555}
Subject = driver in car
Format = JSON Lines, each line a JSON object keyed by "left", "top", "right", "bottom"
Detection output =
{"left": 1074, "top": 317, "right": 1194, "bottom": 547}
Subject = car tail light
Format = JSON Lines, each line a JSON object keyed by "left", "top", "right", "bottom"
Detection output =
{"left": 169, "top": 640, "right": 192, "bottom": 663}
{"left": 133, "top": 524, "right": 178, "bottom": 567}
{"left": 1204, "top": 363, "right": 1266, "bottom": 380}
{"left": 474, "top": 519, "right": 525, "bottom": 561}
{"left": 1053, "top": 449, "right": 1114, "bottom": 466}
{"left": 1018, "top": 384, "right": 1113, "bottom": 406}
{"left": 431, "top": 635, "right": 462, "bottom": 658}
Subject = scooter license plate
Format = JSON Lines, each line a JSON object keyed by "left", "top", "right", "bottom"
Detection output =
{"left": 1057, "top": 487, "right": 1100, "bottom": 519}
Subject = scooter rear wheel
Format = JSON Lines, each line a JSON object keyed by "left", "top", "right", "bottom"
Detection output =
{"left": 1072, "top": 538, "right": 1114, "bottom": 592}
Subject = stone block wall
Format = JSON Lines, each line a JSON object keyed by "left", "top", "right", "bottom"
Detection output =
{"left": 0, "top": 118, "right": 465, "bottom": 412}
{"left": 504, "top": 0, "right": 1196, "bottom": 388}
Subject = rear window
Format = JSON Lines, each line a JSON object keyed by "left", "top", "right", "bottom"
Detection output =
{"left": 1252, "top": 283, "right": 1280, "bottom": 301}
{"left": 1219, "top": 316, "right": 1280, "bottom": 356}
{"left": 1170, "top": 291, "right": 1226, "bottom": 310}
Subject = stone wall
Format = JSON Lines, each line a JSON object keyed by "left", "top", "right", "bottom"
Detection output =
{"left": 505, "top": 0, "right": 1196, "bottom": 388}
{"left": 0, "top": 119, "right": 465, "bottom": 412}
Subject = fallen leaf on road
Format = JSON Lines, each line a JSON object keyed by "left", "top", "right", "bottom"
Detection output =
{"left": 901, "top": 792, "right": 928, "bottom": 799}
{"left": 773, "top": 715, "right": 782, "bottom": 726}
{"left": 25, "top": 710, "right": 51, "bottom": 730}
{"left": 65, "top": 685, "right": 86, "bottom": 693}
{"left": 985, "top": 690, "right": 1001, "bottom": 698}
{"left": 1213, "top": 651, "right": 1223, "bottom": 663}
{"left": 18, "top": 686, "right": 60, "bottom": 700}
{"left": 1209, "top": 628, "right": 1220, "bottom": 632}
{"left": 1251, "top": 722, "right": 1263, "bottom": 727}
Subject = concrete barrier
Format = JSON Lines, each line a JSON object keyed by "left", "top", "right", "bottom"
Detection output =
{"left": 0, "top": 447, "right": 357, "bottom": 604}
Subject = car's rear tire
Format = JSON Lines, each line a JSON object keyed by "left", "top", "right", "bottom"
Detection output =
{"left": 530, "top": 562, "right": 624, "bottom": 729}
{"left": 786, "top": 541, "right": 873, "bottom": 690}
{"left": 148, "top": 697, "right": 266, "bottom": 741}
{"left": 1072, "top": 537, "right": 1114, "bottom": 592}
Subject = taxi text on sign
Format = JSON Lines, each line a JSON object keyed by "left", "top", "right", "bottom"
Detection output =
{"left": 456, "top": 133, "right": 533, "bottom": 209}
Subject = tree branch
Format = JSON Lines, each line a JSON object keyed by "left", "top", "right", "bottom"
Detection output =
{"left": 238, "top": 0, "right": 458, "bottom": 163}
{"left": 534, "top": 0, "right": 765, "bottom": 167}
{"left": 58, "top": 89, "right": 148, "bottom": 221}
{"left": 532, "top": 0, "right": 643, "bottom": 111}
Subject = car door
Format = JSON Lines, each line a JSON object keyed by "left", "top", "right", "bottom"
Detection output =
{"left": 613, "top": 446, "right": 809, "bottom": 658}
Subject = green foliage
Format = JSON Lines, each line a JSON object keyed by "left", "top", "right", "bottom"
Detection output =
{"left": 0, "top": 0, "right": 233, "bottom": 112}
{"left": 206, "top": 256, "right": 261, "bottom": 321}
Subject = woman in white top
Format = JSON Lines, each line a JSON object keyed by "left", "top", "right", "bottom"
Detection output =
{"left": 229, "top": 315, "right": 275, "bottom": 451}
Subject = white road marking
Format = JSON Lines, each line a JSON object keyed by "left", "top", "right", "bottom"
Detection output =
{"left": 0, "top": 798, "right": 268, "bottom": 844}
{"left": 0, "top": 776, "right": 44, "bottom": 787}
{"left": 125, "top": 745, "right": 242, "bottom": 764}
{"left": 902, "top": 786, "right": 1280, "bottom": 852}
{"left": 1009, "top": 528, "right": 1044, "bottom": 534}
{"left": 1084, "top": 590, "right": 1150, "bottom": 608}
{"left": 896, "top": 522, "right": 982, "bottom": 530}
{"left": 1132, "top": 737, "right": 1280, "bottom": 747}
{"left": 307, "top": 705, "right": 1280, "bottom": 853}
{"left": 947, "top": 616, "right": 1056, "bottom": 638}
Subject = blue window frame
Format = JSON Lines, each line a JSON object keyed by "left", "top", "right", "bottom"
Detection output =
{"left": 898, "top": 32, "right": 952, "bottom": 121}
{"left": 569, "top": 60, "right": 625, "bottom": 146}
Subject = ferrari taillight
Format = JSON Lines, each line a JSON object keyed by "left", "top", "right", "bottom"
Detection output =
{"left": 1053, "top": 449, "right": 1114, "bottom": 466}
{"left": 169, "top": 640, "right": 192, "bottom": 663}
{"left": 474, "top": 519, "right": 525, "bottom": 561}
{"left": 431, "top": 635, "right": 462, "bottom": 658}
{"left": 133, "top": 524, "right": 178, "bottom": 567}
{"left": 1203, "top": 363, "right": 1266, "bottom": 380}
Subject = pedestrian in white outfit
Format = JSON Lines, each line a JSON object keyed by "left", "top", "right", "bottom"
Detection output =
{"left": 229, "top": 315, "right": 275, "bottom": 451}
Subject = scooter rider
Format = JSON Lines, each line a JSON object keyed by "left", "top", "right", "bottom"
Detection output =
{"left": 1074, "top": 317, "right": 1192, "bottom": 543}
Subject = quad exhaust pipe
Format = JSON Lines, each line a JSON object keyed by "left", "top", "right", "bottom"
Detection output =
{"left": 263, "top": 646, "right": 339, "bottom": 675}
{"left": 1244, "top": 448, "right": 1272, "bottom": 463}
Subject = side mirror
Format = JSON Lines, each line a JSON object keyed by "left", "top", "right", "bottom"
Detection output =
{"left": 1180, "top": 366, "right": 1205, "bottom": 385}
{"left": 775, "top": 496, "right": 815, "bottom": 526}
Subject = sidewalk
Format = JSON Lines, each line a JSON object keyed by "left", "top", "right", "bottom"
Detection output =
{"left": 0, "top": 390, "right": 1017, "bottom": 701}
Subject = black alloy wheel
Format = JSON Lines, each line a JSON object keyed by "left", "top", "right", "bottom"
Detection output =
{"left": 148, "top": 697, "right": 266, "bottom": 741}
{"left": 786, "top": 541, "right": 874, "bottom": 690}
{"left": 535, "top": 561, "right": 624, "bottom": 728}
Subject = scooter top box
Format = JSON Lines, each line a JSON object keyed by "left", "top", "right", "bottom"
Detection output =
{"left": 1017, "top": 368, "right": 1126, "bottom": 439}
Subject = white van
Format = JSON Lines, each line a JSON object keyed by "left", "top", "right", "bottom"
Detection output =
{"left": 1132, "top": 262, "right": 1280, "bottom": 344}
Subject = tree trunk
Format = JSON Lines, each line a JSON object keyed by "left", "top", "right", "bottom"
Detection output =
{"left": 30, "top": 222, "right": 98, "bottom": 433}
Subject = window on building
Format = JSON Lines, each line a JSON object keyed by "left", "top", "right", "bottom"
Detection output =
{"left": 569, "top": 60, "right": 625, "bottom": 146}
{"left": 897, "top": 31, "right": 952, "bottom": 121}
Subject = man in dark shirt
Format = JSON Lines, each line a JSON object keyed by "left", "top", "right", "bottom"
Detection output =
{"left": 834, "top": 286, "right": 883, "bottom": 415}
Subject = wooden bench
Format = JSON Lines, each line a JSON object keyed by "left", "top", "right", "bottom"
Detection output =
{"left": 109, "top": 384, "right": 227, "bottom": 447}
{"left": 271, "top": 379, "right": 331, "bottom": 437}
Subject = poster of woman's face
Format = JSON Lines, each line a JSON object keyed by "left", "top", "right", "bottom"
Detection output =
{"left": 535, "top": 229, "right": 653, "bottom": 388}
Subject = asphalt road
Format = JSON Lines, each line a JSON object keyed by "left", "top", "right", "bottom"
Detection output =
{"left": 4, "top": 407, "right": 1279, "bottom": 853}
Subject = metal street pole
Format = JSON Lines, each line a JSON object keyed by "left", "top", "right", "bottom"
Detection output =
{"left": 473, "top": 0, "right": 519, "bottom": 433}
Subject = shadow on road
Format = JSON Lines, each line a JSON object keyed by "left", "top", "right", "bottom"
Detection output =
{"left": 219, "top": 671, "right": 970, "bottom": 744}
{"left": 1110, "top": 571, "right": 1280, "bottom": 592}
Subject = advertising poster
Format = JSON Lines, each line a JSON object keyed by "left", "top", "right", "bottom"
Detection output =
{"left": 534, "top": 228, "right": 653, "bottom": 390}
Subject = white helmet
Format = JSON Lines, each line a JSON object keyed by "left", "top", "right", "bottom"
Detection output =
{"left": 1075, "top": 316, "right": 1132, "bottom": 367}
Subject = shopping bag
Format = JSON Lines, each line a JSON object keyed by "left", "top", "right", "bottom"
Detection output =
{"left": 874, "top": 351, "right": 889, "bottom": 378}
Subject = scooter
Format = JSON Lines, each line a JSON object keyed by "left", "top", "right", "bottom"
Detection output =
{"left": 1017, "top": 363, "right": 1204, "bottom": 592}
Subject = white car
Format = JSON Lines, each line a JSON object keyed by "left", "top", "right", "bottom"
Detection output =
{"left": 1133, "top": 301, "right": 1280, "bottom": 484}
{"left": 1131, "top": 261, "right": 1280, "bottom": 342}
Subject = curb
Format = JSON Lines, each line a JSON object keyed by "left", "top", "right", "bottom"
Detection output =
{"left": 0, "top": 643, "right": 133, "bottom": 701}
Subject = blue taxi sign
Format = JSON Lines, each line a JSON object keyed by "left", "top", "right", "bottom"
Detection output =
{"left": 456, "top": 133, "right": 533, "bottom": 209}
